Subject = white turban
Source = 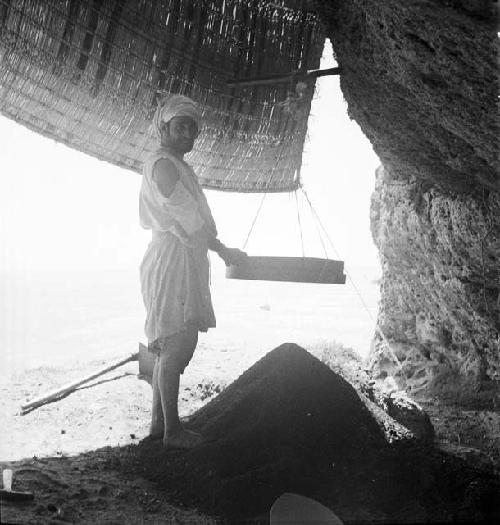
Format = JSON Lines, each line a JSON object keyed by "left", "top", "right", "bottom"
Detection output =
{"left": 153, "top": 94, "right": 202, "bottom": 140}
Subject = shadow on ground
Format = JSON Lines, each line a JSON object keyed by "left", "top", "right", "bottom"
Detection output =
{"left": 2, "top": 344, "right": 499, "bottom": 524}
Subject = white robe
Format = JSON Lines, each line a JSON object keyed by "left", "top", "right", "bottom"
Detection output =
{"left": 139, "top": 148, "right": 217, "bottom": 342}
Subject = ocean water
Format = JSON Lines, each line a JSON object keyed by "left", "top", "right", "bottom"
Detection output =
{"left": 1, "top": 261, "right": 380, "bottom": 376}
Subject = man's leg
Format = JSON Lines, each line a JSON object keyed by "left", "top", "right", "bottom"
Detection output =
{"left": 157, "top": 327, "right": 202, "bottom": 448}
{"left": 149, "top": 356, "right": 164, "bottom": 438}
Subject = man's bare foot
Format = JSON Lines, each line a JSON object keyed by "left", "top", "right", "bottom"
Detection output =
{"left": 140, "top": 434, "right": 162, "bottom": 446}
{"left": 163, "top": 428, "right": 202, "bottom": 449}
{"left": 149, "top": 425, "right": 164, "bottom": 439}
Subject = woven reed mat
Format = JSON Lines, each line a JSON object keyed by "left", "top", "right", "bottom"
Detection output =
{"left": 0, "top": 0, "right": 325, "bottom": 192}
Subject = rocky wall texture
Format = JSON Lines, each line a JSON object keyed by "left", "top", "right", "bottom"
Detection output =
{"left": 312, "top": 0, "right": 498, "bottom": 193}
{"left": 311, "top": 1, "right": 499, "bottom": 398}
{"left": 370, "top": 166, "right": 499, "bottom": 399}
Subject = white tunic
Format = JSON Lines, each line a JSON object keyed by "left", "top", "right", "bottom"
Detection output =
{"left": 139, "top": 148, "right": 217, "bottom": 342}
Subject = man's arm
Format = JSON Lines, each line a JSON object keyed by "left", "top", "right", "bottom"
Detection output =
{"left": 152, "top": 158, "right": 204, "bottom": 240}
{"left": 206, "top": 233, "right": 225, "bottom": 254}
{"left": 205, "top": 230, "right": 247, "bottom": 266}
{"left": 153, "top": 159, "right": 247, "bottom": 264}
{"left": 152, "top": 158, "right": 179, "bottom": 198}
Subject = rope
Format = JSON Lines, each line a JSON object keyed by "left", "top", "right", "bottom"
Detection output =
{"left": 242, "top": 192, "right": 267, "bottom": 251}
{"left": 296, "top": 185, "right": 329, "bottom": 281}
{"left": 242, "top": 137, "right": 290, "bottom": 250}
{"left": 298, "top": 183, "right": 329, "bottom": 259}
{"left": 294, "top": 189, "right": 306, "bottom": 258}
{"left": 300, "top": 186, "right": 404, "bottom": 372}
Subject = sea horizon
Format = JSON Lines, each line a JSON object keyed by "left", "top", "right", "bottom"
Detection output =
{"left": 1, "top": 261, "right": 381, "bottom": 377}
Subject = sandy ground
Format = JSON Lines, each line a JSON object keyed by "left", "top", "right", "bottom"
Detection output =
{"left": 1, "top": 343, "right": 500, "bottom": 524}
{"left": 1, "top": 345, "right": 236, "bottom": 524}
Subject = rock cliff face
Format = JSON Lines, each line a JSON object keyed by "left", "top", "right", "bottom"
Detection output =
{"left": 370, "top": 166, "right": 499, "bottom": 399}
{"left": 312, "top": 0, "right": 499, "bottom": 399}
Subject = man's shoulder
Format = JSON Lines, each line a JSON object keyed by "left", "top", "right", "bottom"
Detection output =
{"left": 146, "top": 147, "right": 173, "bottom": 163}
{"left": 145, "top": 149, "right": 178, "bottom": 174}
{"left": 153, "top": 157, "right": 179, "bottom": 179}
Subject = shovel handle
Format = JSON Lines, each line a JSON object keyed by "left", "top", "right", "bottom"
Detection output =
{"left": 0, "top": 488, "right": 35, "bottom": 501}
{"left": 21, "top": 352, "right": 138, "bottom": 414}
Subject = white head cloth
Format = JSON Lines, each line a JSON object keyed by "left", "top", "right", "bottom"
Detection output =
{"left": 153, "top": 94, "right": 202, "bottom": 140}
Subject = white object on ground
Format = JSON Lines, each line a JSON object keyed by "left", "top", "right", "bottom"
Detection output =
{"left": 2, "top": 469, "right": 13, "bottom": 491}
{"left": 270, "top": 492, "right": 343, "bottom": 524}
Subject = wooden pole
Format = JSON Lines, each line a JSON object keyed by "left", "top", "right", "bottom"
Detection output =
{"left": 226, "top": 67, "right": 341, "bottom": 88}
{"left": 20, "top": 352, "right": 138, "bottom": 415}
{"left": 0, "top": 489, "right": 35, "bottom": 502}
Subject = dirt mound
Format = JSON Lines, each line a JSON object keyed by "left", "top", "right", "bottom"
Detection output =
{"left": 124, "top": 344, "right": 499, "bottom": 522}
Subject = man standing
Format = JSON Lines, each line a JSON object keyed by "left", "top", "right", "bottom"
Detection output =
{"left": 139, "top": 94, "right": 246, "bottom": 449}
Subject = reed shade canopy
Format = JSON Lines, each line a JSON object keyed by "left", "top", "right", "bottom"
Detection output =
{"left": 0, "top": 0, "right": 325, "bottom": 192}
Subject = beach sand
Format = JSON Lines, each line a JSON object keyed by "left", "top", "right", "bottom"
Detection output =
{"left": 1, "top": 264, "right": 382, "bottom": 522}
{"left": 2, "top": 268, "right": 499, "bottom": 523}
{"left": 0, "top": 341, "right": 355, "bottom": 523}
{"left": 1, "top": 352, "right": 225, "bottom": 523}
{"left": 1, "top": 336, "right": 350, "bottom": 523}
{"left": 2, "top": 342, "right": 500, "bottom": 524}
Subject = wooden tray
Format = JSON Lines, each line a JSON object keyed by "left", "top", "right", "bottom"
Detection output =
{"left": 225, "top": 256, "right": 346, "bottom": 284}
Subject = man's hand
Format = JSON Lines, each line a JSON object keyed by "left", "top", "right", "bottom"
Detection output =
{"left": 219, "top": 246, "right": 248, "bottom": 267}
{"left": 207, "top": 235, "right": 248, "bottom": 266}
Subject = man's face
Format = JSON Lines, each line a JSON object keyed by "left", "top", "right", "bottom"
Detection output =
{"left": 162, "top": 116, "right": 199, "bottom": 154}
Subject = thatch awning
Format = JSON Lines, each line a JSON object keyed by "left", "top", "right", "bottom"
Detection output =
{"left": 0, "top": 0, "right": 325, "bottom": 192}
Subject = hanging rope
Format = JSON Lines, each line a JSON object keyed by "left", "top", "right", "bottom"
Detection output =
{"left": 298, "top": 183, "right": 329, "bottom": 259}
{"left": 295, "top": 186, "right": 329, "bottom": 281}
{"left": 242, "top": 192, "right": 268, "bottom": 251}
{"left": 242, "top": 139, "right": 289, "bottom": 251}
{"left": 300, "top": 185, "right": 404, "bottom": 372}
{"left": 294, "top": 189, "right": 305, "bottom": 258}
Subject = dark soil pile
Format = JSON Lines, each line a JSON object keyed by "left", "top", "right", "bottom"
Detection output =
{"left": 122, "top": 344, "right": 500, "bottom": 523}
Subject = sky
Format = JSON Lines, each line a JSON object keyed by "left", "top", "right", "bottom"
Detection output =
{"left": 0, "top": 41, "right": 381, "bottom": 277}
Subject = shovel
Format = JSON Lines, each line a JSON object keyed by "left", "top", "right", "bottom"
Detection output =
{"left": 1, "top": 470, "right": 34, "bottom": 502}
